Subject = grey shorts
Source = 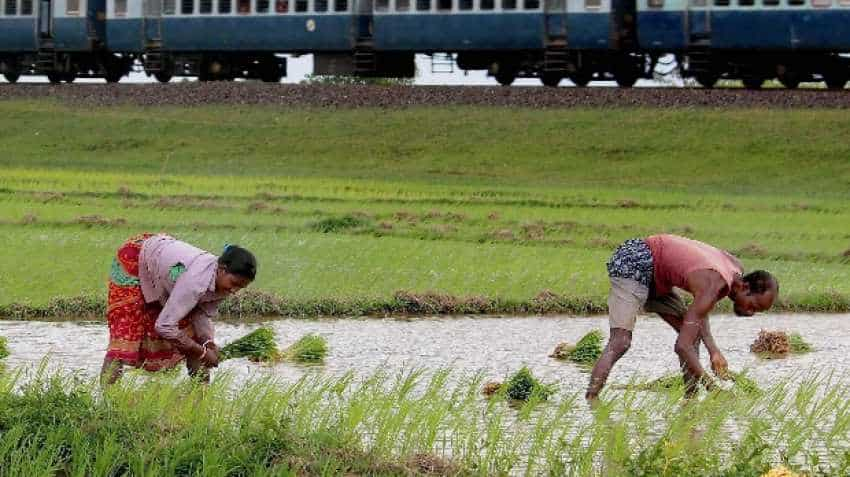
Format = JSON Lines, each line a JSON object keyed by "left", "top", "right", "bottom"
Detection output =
{"left": 608, "top": 277, "right": 688, "bottom": 331}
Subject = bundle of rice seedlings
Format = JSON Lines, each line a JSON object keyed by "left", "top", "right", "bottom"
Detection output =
{"left": 751, "top": 330, "right": 813, "bottom": 358}
{"left": 283, "top": 334, "right": 328, "bottom": 363}
{"left": 550, "top": 330, "right": 603, "bottom": 366}
{"left": 0, "top": 336, "right": 8, "bottom": 360}
{"left": 788, "top": 332, "right": 813, "bottom": 354}
{"left": 482, "top": 381, "right": 502, "bottom": 397}
{"left": 220, "top": 327, "right": 282, "bottom": 362}
{"left": 750, "top": 330, "right": 790, "bottom": 358}
{"left": 504, "top": 366, "right": 555, "bottom": 402}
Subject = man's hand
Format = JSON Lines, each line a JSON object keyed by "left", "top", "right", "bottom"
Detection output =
{"left": 201, "top": 342, "right": 220, "bottom": 368}
{"left": 710, "top": 352, "right": 729, "bottom": 379}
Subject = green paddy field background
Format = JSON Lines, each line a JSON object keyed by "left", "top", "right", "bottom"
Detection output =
{"left": 1, "top": 101, "right": 848, "bottom": 317}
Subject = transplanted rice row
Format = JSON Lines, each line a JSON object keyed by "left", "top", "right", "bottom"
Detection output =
{"left": 0, "top": 366, "right": 848, "bottom": 476}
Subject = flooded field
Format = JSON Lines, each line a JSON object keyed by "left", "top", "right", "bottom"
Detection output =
{"left": 1, "top": 313, "right": 845, "bottom": 388}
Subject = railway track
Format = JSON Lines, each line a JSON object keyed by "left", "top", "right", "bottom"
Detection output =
{"left": 1, "top": 83, "right": 848, "bottom": 108}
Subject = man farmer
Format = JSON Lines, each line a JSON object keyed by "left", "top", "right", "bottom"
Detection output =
{"left": 586, "top": 234, "right": 778, "bottom": 401}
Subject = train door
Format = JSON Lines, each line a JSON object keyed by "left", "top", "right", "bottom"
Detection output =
{"left": 38, "top": 0, "right": 53, "bottom": 38}
{"left": 143, "top": 0, "right": 163, "bottom": 44}
{"left": 687, "top": 0, "right": 711, "bottom": 43}
{"left": 544, "top": 0, "right": 567, "bottom": 42}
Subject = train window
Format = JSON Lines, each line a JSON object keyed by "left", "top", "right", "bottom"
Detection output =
{"left": 66, "top": 0, "right": 79, "bottom": 14}
{"left": 585, "top": 0, "right": 601, "bottom": 7}
{"left": 276, "top": 0, "right": 288, "bottom": 11}
{"left": 220, "top": 0, "right": 232, "bottom": 12}
{"left": 199, "top": 0, "right": 212, "bottom": 12}
{"left": 315, "top": 0, "right": 328, "bottom": 10}
{"left": 376, "top": 0, "right": 389, "bottom": 10}
{"left": 524, "top": 0, "right": 540, "bottom": 8}
{"left": 295, "top": 0, "right": 307, "bottom": 11}
{"left": 396, "top": 0, "right": 410, "bottom": 10}
{"left": 22, "top": 0, "right": 32, "bottom": 14}
{"left": 480, "top": 0, "right": 494, "bottom": 8}
{"left": 5, "top": 0, "right": 16, "bottom": 15}
{"left": 257, "top": 0, "right": 270, "bottom": 11}
{"left": 788, "top": 0, "right": 804, "bottom": 5}
{"left": 237, "top": 0, "right": 250, "bottom": 12}
{"left": 334, "top": 0, "right": 347, "bottom": 10}
{"left": 416, "top": 0, "right": 430, "bottom": 9}
{"left": 812, "top": 0, "right": 830, "bottom": 6}
{"left": 459, "top": 0, "right": 472, "bottom": 8}
{"left": 714, "top": 0, "right": 729, "bottom": 6}
{"left": 114, "top": 0, "right": 127, "bottom": 15}
{"left": 437, "top": 0, "right": 451, "bottom": 10}
{"left": 164, "top": 0, "right": 176, "bottom": 14}
{"left": 181, "top": 0, "right": 193, "bottom": 14}
{"left": 738, "top": 0, "right": 754, "bottom": 5}
{"left": 762, "top": 0, "right": 779, "bottom": 5}
{"left": 502, "top": 0, "right": 516, "bottom": 8}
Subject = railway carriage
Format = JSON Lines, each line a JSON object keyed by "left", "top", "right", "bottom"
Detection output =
{"left": 370, "top": 0, "right": 647, "bottom": 86}
{"left": 637, "top": 0, "right": 850, "bottom": 88}
{"left": 0, "top": 0, "right": 38, "bottom": 82}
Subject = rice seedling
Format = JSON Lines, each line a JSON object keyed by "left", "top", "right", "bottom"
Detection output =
{"left": 788, "top": 332, "right": 813, "bottom": 354}
{"left": 283, "top": 333, "right": 328, "bottom": 363}
{"left": 1, "top": 361, "right": 848, "bottom": 475}
{"left": 0, "top": 337, "right": 8, "bottom": 360}
{"left": 219, "top": 327, "right": 282, "bottom": 362}
{"left": 615, "top": 371, "right": 762, "bottom": 395}
{"left": 504, "top": 366, "right": 555, "bottom": 401}
{"left": 550, "top": 330, "right": 604, "bottom": 366}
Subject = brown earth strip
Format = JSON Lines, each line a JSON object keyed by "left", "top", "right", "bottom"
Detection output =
{"left": 2, "top": 83, "right": 850, "bottom": 108}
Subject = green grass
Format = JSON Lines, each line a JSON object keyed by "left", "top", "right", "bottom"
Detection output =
{"left": 0, "top": 365, "right": 848, "bottom": 475}
{"left": 1, "top": 100, "right": 850, "bottom": 317}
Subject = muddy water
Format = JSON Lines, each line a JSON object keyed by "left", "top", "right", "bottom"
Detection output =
{"left": 0, "top": 313, "right": 846, "bottom": 389}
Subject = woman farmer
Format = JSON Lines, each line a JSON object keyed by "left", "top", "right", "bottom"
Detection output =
{"left": 101, "top": 233, "right": 257, "bottom": 384}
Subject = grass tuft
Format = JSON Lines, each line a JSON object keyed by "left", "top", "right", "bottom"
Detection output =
{"left": 0, "top": 337, "right": 8, "bottom": 360}
{"left": 788, "top": 333, "right": 813, "bottom": 354}
{"left": 311, "top": 214, "right": 371, "bottom": 233}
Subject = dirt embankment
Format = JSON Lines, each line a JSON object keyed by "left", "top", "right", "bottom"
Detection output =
{"left": 2, "top": 83, "right": 850, "bottom": 108}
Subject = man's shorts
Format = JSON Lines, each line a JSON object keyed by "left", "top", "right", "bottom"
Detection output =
{"left": 608, "top": 277, "right": 688, "bottom": 331}
{"left": 606, "top": 238, "right": 688, "bottom": 331}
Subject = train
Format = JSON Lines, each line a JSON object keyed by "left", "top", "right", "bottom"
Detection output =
{"left": 1, "top": 0, "right": 848, "bottom": 88}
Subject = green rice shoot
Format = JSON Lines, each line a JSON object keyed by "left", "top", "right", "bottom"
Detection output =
{"left": 504, "top": 366, "right": 555, "bottom": 401}
{"left": 567, "top": 330, "right": 603, "bottom": 366}
{"left": 788, "top": 333, "right": 813, "bottom": 354}
{"left": 220, "top": 327, "right": 282, "bottom": 362}
{"left": 284, "top": 334, "right": 328, "bottom": 363}
{"left": 0, "top": 336, "right": 8, "bottom": 360}
{"left": 617, "top": 371, "right": 761, "bottom": 395}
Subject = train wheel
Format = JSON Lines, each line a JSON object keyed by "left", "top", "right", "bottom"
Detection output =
{"left": 779, "top": 77, "right": 800, "bottom": 89}
{"left": 46, "top": 72, "right": 62, "bottom": 84}
{"left": 540, "top": 72, "right": 562, "bottom": 87}
{"left": 569, "top": 71, "right": 591, "bottom": 87}
{"left": 494, "top": 62, "right": 517, "bottom": 86}
{"left": 105, "top": 69, "right": 123, "bottom": 83}
{"left": 695, "top": 73, "right": 718, "bottom": 89}
{"left": 154, "top": 71, "right": 173, "bottom": 83}
{"left": 742, "top": 76, "right": 763, "bottom": 90}
{"left": 3, "top": 72, "right": 20, "bottom": 83}
{"left": 614, "top": 71, "right": 638, "bottom": 88}
{"left": 62, "top": 73, "right": 76, "bottom": 83}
